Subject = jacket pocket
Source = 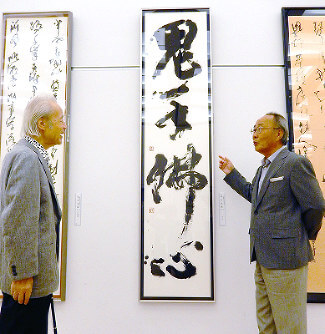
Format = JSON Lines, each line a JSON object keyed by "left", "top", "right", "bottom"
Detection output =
{"left": 272, "top": 228, "right": 298, "bottom": 239}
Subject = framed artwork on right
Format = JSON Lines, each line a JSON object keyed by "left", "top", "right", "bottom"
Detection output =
{"left": 282, "top": 7, "right": 325, "bottom": 302}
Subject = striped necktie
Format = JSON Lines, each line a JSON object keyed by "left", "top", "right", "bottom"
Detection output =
{"left": 257, "top": 158, "right": 271, "bottom": 195}
{"left": 262, "top": 158, "right": 271, "bottom": 169}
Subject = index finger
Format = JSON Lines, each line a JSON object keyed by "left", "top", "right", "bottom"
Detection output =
{"left": 219, "top": 155, "right": 229, "bottom": 163}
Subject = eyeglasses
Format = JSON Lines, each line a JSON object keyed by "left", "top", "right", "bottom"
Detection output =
{"left": 250, "top": 127, "right": 280, "bottom": 134}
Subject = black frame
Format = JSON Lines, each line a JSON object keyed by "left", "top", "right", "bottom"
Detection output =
{"left": 282, "top": 7, "right": 325, "bottom": 303}
{"left": 140, "top": 8, "right": 214, "bottom": 301}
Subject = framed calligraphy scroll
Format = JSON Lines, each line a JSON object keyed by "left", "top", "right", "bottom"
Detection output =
{"left": 140, "top": 8, "right": 214, "bottom": 301}
{"left": 283, "top": 7, "right": 325, "bottom": 303}
{"left": 0, "top": 11, "right": 72, "bottom": 300}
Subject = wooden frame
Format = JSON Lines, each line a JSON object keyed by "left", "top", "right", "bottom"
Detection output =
{"left": 140, "top": 8, "right": 214, "bottom": 301}
{"left": 0, "top": 11, "right": 72, "bottom": 300}
{"left": 282, "top": 7, "right": 325, "bottom": 303}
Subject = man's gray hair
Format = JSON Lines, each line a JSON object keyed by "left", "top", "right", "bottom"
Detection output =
{"left": 266, "top": 112, "right": 289, "bottom": 145}
{"left": 21, "top": 94, "right": 57, "bottom": 137}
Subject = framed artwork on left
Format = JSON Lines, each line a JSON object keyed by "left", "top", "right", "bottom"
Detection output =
{"left": 0, "top": 11, "right": 72, "bottom": 301}
{"left": 282, "top": 7, "right": 325, "bottom": 303}
{"left": 140, "top": 8, "right": 214, "bottom": 301}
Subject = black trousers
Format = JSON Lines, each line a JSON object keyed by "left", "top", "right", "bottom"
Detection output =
{"left": 0, "top": 293, "right": 52, "bottom": 334}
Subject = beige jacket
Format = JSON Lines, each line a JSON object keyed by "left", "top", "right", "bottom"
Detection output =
{"left": 0, "top": 139, "right": 62, "bottom": 297}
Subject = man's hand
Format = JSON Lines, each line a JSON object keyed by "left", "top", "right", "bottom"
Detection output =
{"left": 11, "top": 277, "right": 33, "bottom": 305}
{"left": 219, "top": 155, "right": 234, "bottom": 175}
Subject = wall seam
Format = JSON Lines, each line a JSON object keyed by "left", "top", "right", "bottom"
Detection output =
{"left": 71, "top": 64, "right": 285, "bottom": 70}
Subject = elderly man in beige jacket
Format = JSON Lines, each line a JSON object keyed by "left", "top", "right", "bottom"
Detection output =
{"left": 0, "top": 95, "right": 66, "bottom": 333}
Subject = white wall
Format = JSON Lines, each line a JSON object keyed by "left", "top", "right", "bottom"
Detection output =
{"left": 1, "top": 0, "right": 325, "bottom": 333}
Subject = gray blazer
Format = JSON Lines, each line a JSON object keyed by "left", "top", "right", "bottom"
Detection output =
{"left": 0, "top": 139, "right": 62, "bottom": 297}
{"left": 224, "top": 148, "right": 325, "bottom": 269}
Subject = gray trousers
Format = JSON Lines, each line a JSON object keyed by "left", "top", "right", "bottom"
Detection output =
{"left": 255, "top": 262, "right": 308, "bottom": 334}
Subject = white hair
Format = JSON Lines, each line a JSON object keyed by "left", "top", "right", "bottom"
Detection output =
{"left": 266, "top": 112, "right": 289, "bottom": 145}
{"left": 21, "top": 94, "right": 58, "bottom": 137}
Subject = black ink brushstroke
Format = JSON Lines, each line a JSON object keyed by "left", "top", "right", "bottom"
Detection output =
{"left": 179, "top": 240, "right": 203, "bottom": 251}
{"left": 314, "top": 22, "right": 323, "bottom": 37}
{"left": 30, "top": 20, "right": 43, "bottom": 34}
{"left": 155, "top": 101, "right": 192, "bottom": 140}
{"left": 194, "top": 241, "right": 203, "bottom": 251}
{"left": 159, "top": 81, "right": 189, "bottom": 100}
{"left": 146, "top": 154, "right": 168, "bottom": 204}
{"left": 147, "top": 145, "right": 207, "bottom": 236}
{"left": 291, "top": 21, "right": 302, "bottom": 35}
{"left": 150, "top": 258, "right": 165, "bottom": 277}
{"left": 152, "top": 19, "right": 201, "bottom": 79}
{"left": 182, "top": 186, "right": 196, "bottom": 234}
{"left": 180, "top": 241, "right": 193, "bottom": 249}
{"left": 166, "top": 252, "right": 196, "bottom": 279}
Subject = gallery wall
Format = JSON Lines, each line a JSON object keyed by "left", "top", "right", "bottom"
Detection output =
{"left": 1, "top": 0, "right": 325, "bottom": 333}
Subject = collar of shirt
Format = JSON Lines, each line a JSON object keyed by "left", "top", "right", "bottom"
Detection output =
{"left": 260, "top": 145, "right": 286, "bottom": 167}
{"left": 24, "top": 135, "right": 50, "bottom": 164}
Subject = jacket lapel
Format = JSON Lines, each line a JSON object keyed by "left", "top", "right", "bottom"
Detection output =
{"left": 252, "top": 166, "right": 262, "bottom": 208}
{"left": 255, "top": 148, "right": 289, "bottom": 209}
{"left": 20, "top": 139, "right": 62, "bottom": 218}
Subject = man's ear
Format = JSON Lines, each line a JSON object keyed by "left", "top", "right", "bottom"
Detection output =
{"left": 277, "top": 128, "right": 284, "bottom": 142}
{"left": 37, "top": 117, "right": 47, "bottom": 131}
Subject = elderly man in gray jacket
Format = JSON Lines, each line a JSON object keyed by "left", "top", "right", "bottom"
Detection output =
{"left": 0, "top": 95, "right": 67, "bottom": 333}
{"left": 219, "top": 113, "right": 325, "bottom": 334}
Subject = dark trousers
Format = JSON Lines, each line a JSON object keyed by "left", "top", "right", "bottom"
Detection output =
{"left": 0, "top": 293, "right": 52, "bottom": 334}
